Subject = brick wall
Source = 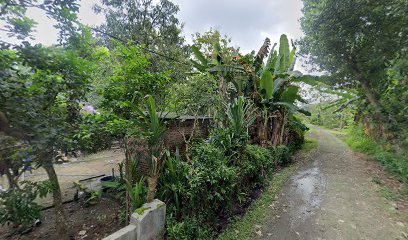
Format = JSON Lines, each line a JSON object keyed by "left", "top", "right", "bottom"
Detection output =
{"left": 164, "top": 118, "right": 211, "bottom": 150}
{"left": 135, "top": 117, "right": 212, "bottom": 175}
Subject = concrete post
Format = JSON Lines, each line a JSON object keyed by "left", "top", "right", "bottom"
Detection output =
{"left": 103, "top": 199, "right": 166, "bottom": 240}
{"left": 131, "top": 199, "right": 166, "bottom": 240}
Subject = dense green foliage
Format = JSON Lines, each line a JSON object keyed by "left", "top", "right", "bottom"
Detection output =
{"left": 308, "top": 104, "right": 355, "bottom": 129}
{"left": 344, "top": 127, "right": 408, "bottom": 184}
{"left": 158, "top": 138, "right": 294, "bottom": 239}
{"left": 94, "top": 0, "right": 188, "bottom": 80}
{"left": 0, "top": 0, "right": 310, "bottom": 238}
{"left": 166, "top": 73, "right": 220, "bottom": 115}
{"left": 299, "top": 0, "right": 408, "bottom": 154}
{"left": 0, "top": 181, "right": 52, "bottom": 227}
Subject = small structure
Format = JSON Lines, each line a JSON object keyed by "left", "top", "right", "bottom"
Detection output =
{"left": 136, "top": 112, "right": 212, "bottom": 176}
{"left": 161, "top": 112, "right": 212, "bottom": 150}
{"left": 103, "top": 199, "right": 166, "bottom": 240}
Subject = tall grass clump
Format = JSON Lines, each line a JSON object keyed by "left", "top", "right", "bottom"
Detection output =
{"left": 345, "top": 126, "right": 408, "bottom": 184}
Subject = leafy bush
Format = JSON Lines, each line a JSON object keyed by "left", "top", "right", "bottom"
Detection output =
{"left": 158, "top": 151, "right": 189, "bottom": 215}
{"left": 0, "top": 181, "right": 52, "bottom": 227}
{"left": 286, "top": 119, "right": 308, "bottom": 152}
{"left": 103, "top": 175, "right": 147, "bottom": 211}
{"left": 209, "top": 127, "right": 248, "bottom": 160}
{"left": 188, "top": 143, "right": 237, "bottom": 222}
{"left": 269, "top": 145, "right": 291, "bottom": 166}
{"left": 240, "top": 145, "right": 274, "bottom": 184}
{"left": 166, "top": 214, "right": 212, "bottom": 240}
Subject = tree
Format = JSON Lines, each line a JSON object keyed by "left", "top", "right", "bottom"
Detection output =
{"left": 0, "top": 1, "right": 95, "bottom": 238}
{"left": 92, "top": 43, "right": 171, "bottom": 222}
{"left": 94, "top": 42, "right": 171, "bottom": 112}
{"left": 0, "top": 0, "right": 80, "bottom": 47}
{"left": 298, "top": 0, "right": 408, "bottom": 122}
{"left": 191, "top": 29, "right": 238, "bottom": 59}
{"left": 0, "top": 45, "right": 94, "bottom": 238}
{"left": 166, "top": 73, "right": 220, "bottom": 116}
{"left": 94, "top": 0, "right": 188, "bottom": 80}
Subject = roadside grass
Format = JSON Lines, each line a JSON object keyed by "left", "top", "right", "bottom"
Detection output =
{"left": 217, "top": 165, "right": 297, "bottom": 240}
{"left": 302, "top": 137, "right": 318, "bottom": 152}
{"left": 379, "top": 186, "right": 402, "bottom": 200}
{"left": 218, "top": 137, "right": 318, "bottom": 240}
{"left": 307, "top": 126, "right": 315, "bottom": 133}
{"left": 342, "top": 126, "right": 408, "bottom": 192}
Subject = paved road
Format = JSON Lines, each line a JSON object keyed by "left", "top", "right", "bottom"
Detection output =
{"left": 258, "top": 127, "right": 407, "bottom": 240}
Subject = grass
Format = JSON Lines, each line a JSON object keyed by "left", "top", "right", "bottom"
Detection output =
{"left": 218, "top": 138, "right": 318, "bottom": 240}
{"left": 217, "top": 164, "right": 297, "bottom": 240}
{"left": 379, "top": 187, "right": 402, "bottom": 200}
{"left": 302, "top": 137, "right": 318, "bottom": 152}
{"left": 343, "top": 126, "right": 408, "bottom": 184}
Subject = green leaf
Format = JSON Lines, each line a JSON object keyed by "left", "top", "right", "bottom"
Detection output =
{"left": 260, "top": 71, "right": 274, "bottom": 99}
{"left": 208, "top": 65, "right": 245, "bottom": 73}
{"left": 279, "top": 34, "right": 290, "bottom": 71}
{"left": 190, "top": 59, "right": 206, "bottom": 72}
{"left": 191, "top": 45, "right": 208, "bottom": 66}
{"left": 275, "top": 101, "right": 311, "bottom": 116}
{"left": 211, "top": 42, "right": 222, "bottom": 65}
{"left": 274, "top": 55, "right": 284, "bottom": 75}
{"left": 273, "top": 78, "right": 287, "bottom": 96}
{"left": 281, "top": 86, "right": 300, "bottom": 103}
{"left": 265, "top": 43, "right": 277, "bottom": 72}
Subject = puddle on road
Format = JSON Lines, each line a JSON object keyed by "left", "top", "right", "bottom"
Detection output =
{"left": 286, "top": 161, "right": 326, "bottom": 228}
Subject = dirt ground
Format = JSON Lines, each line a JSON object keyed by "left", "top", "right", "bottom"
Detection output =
{"left": 0, "top": 196, "right": 124, "bottom": 240}
{"left": 257, "top": 126, "right": 408, "bottom": 240}
{"left": 1, "top": 149, "right": 126, "bottom": 239}
{"left": 23, "top": 148, "right": 125, "bottom": 206}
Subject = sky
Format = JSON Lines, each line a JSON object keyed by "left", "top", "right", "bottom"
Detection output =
{"left": 3, "top": 0, "right": 308, "bottom": 71}
{"left": 15, "top": 0, "right": 305, "bottom": 50}
{"left": 172, "top": 0, "right": 304, "bottom": 53}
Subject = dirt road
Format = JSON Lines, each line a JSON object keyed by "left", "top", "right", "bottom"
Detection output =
{"left": 258, "top": 127, "right": 407, "bottom": 240}
{"left": 24, "top": 149, "right": 124, "bottom": 206}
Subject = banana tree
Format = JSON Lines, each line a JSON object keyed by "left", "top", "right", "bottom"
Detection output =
{"left": 190, "top": 34, "right": 310, "bottom": 145}
{"left": 251, "top": 34, "right": 310, "bottom": 145}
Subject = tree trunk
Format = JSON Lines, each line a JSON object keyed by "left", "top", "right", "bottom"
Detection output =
{"left": 271, "top": 112, "right": 282, "bottom": 146}
{"left": 43, "top": 163, "right": 69, "bottom": 240}
{"left": 358, "top": 77, "right": 383, "bottom": 114}
{"left": 4, "top": 168, "right": 17, "bottom": 189}
{"left": 279, "top": 111, "right": 287, "bottom": 145}
{"left": 257, "top": 114, "right": 267, "bottom": 146}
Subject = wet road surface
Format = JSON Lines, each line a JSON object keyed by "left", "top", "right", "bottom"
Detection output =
{"left": 258, "top": 127, "right": 407, "bottom": 240}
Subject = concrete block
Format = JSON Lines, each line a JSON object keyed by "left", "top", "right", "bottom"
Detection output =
{"left": 102, "top": 225, "right": 137, "bottom": 240}
{"left": 131, "top": 199, "right": 166, "bottom": 240}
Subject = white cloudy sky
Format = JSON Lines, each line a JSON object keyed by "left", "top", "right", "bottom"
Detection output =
{"left": 17, "top": 0, "right": 304, "bottom": 51}
{"left": 172, "top": 0, "right": 304, "bottom": 53}
{"left": 4, "top": 0, "right": 310, "bottom": 71}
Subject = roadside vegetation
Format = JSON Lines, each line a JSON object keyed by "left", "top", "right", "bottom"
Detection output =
{"left": 1, "top": 0, "right": 407, "bottom": 239}
{"left": 343, "top": 127, "right": 408, "bottom": 186}
{"left": 0, "top": 1, "right": 311, "bottom": 239}
{"left": 218, "top": 130, "right": 317, "bottom": 240}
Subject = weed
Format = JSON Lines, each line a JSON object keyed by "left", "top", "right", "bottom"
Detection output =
{"left": 379, "top": 187, "right": 400, "bottom": 200}
{"left": 371, "top": 176, "right": 383, "bottom": 185}
{"left": 218, "top": 165, "right": 297, "bottom": 240}
{"left": 301, "top": 138, "right": 318, "bottom": 152}
{"left": 344, "top": 127, "right": 408, "bottom": 184}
